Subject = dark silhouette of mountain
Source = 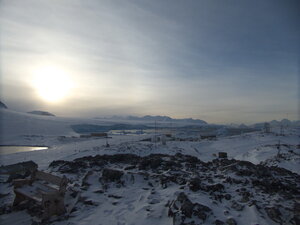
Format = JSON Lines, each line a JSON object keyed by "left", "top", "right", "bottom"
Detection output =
{"left": 95, "top": 115, "right": 207, "bottom": 125}
{"left": 127, "top": 115, "right": 207, "bottom": 124}
{"left": 252, "top": 119, "right": 299, "bottom": 128}
{"left": 0, "top": 101, "right": 8, "bottom": 109}
{"left": 27, "top": 111, "right": 55, "bottom": 116}
{"left": 238, "top": 123, "right": 248, "bottom": 129}
{"left": 71, "top": 124, "right": 149, "bottom": 133}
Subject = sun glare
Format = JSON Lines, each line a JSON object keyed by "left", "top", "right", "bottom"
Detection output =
{"left": 32, "top": 66, "right": 72, "bottom": 103}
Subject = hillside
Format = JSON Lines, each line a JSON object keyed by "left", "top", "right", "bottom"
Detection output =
{"left": 0, "top": 109, "right": 299, "bottom": 225}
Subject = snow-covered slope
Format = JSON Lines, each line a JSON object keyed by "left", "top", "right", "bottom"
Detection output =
{"left": 0, "top": 108, "right": 299, "bottom": 225}
{"left": 0, "top": 109, "right": 75, "bottom": 143}
{"left": 0, "top": 109, "right": 211, "bottom": 145}
{"left": 0, "top": 109, "right": 143, "bottom": 145}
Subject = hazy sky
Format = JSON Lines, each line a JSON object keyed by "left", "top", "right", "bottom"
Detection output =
{"left": 0, "top": 0, "right": 299, "bottom": 123}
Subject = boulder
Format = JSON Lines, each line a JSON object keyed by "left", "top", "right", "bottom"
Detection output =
{"left": 102, "top": 168, "right": 124, "bottom": 182}
{"left": 265, "top": 207, "right": 282, "bottom": 223}
{"left": 168, "top": 192, "right": 212, "bottom": 224}
{"left": 189, "top": 177, "right": 202, "bottom": 192}
{"left": 218, "top": 152, "right": 228, "bottom": 159}
{"left": 226, "top": 218, "right": 237, "bottom": 225}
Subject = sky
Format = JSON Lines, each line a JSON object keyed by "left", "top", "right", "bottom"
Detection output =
{"left": 0, "top": 0, "right": 299, "bottom": 124}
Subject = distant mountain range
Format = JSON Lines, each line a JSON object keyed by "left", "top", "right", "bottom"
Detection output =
{"left": 227, "top": 119, "right": 299, "bottom": 128}
{"left": 1, "top": 100, "right": 298, "bottom": 128}
{"left": 27, "top": 111, "right": 56, "bottom": 116}
{"left": 100, "top": 115, "right": 208, "bottom": 125}
{"left": 252, "top": 119, "right": 300, "bottom": 128}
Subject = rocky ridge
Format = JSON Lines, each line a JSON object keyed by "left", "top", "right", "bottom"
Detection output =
{"left": 44, "top": 153, "right": 300, "bottom": 225}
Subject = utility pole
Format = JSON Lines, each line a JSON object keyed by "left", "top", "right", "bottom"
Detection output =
{"left": 280, "top": 125, "right": 284, "bottom": 136}
{"left": 106, "top": 136, "right": 109, "bottom": 147}
{"left": 277, "top": 140, "right": 281, "bottom": 157}
{"left": 154, "top": 120, "right": 157, "bottom": 149}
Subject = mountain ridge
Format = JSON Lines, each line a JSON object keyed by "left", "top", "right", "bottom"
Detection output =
{"left": 27, "top": 110, "right": 56, "bottom": 116}
{"left": 97, "top": 115, "right": 208, "bottom": 125}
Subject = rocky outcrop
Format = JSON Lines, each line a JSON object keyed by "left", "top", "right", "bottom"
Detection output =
{"left": 168, "top": 192, "right": 212, "bottom": 224}
{"left": 102, "top": 168, "right": 123, "bottom": 182}
{"left": 47, "top": 153, "right": 300, "bottom": 224}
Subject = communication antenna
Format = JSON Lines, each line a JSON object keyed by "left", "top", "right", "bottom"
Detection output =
{"left": 155, "top": 120, "right": 157, "bottom": 149}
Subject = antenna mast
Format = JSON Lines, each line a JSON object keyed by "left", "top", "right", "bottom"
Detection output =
{"left": 155, "top": 120, "right": 157, "bottom": 149}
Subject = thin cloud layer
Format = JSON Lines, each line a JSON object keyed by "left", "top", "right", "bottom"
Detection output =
{"left": 0, "top": 0, "right": 299, "bottom": 123}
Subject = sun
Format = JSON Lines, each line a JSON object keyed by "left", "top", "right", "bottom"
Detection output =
{"left": 32, "top": 66, "right": 72, "bottom": 103}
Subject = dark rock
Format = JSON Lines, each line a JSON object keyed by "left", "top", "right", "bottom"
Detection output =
{"left": 0, "top": 193, "right": 9, "bottom": 199}
{"left": 108, "top": 194, "right": 122, "bottom": 199}
{"left": 163, "top": 160, "right": 182, "bottom": 170}
{"left": 139, "top": 157, "right": 162, "bottom": 170}
{"left": 102, "top": 168, "right": 124, "bottom": 182}
{"left": 218, "top": 152, "right": 228, "bottom": 159}
{"left": 189, "top": 177, "right": 202, "bottom": 192}
{"left": 176, "top": 177, "right": 187, "bottom": 185}
{"left": 31, "top": 221, "right": 39, "bottom": 225}
{"left": 94, "top": 189, "right": 104, "bottom": 194}
{"left": 177, "top": 192, "right": 189, "bottom": 203}
{"left": 231, "top": 201, "right": 244, "bottom": 211}
{"left": 239, "top": 191, "right": 251, "bottom": 203}
{"left": 215, "top": 219, "right": 225, "bottom": 225}
{"left": 251, "top": 178, "right": 297, "bottom": 194}
{"left": 208, "top": 183, "right": 224, "bottom": 192}
{"left": 83, "top": 200, "right": 98, "bottom": 206}
{"left": 236, "top": 169, "right": 253, "bottom": 176}
{"left": 185, "top": 155, "right": 200, "bottom": 164}
{"left": 193, "top": 203, "right": 212, "bottom": 220}
{"left": 49, "top": 160, "right": 67, "bottom": 168}
{"left": 224, "top": 194, "right": 232, "bottom": 200}
{"left": 181, "top": 199, "right": 194, "bottom": 218}
{"left": 124, "top": 165, "right": 136, "bottom": 170}
{"left": 265, "top": 207, "right": 281, "bottom": 223}
{"left": 102, "top": 154, "right": 140, "bottom": 164}
{"left": 159, "top": 175, "right": 170, "bottom": 189}
{"left": 0, "top": 205, "right": 12, "bottom": 215}
{"left": 168, "top": 192, "right": 212, "bottom": 224}
{"left": 41, "top": 153, "right": 299, "bottom": 225}
{"left": 58, "top": 161, "right": 88, "bottom": 173}
{"left": 226, "top": 218, "right": 237, "bottom": 225}
{"left": 293, "top": 201, "right": 300, "bottom": 225}
{"left": 81, "top": 171, "right": 93, "bottom": 187}
{"left": 70, "top": 191, "right": 79, "bottom": 198}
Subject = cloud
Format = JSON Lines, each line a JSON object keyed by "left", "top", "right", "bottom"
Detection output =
{"left": 0, "top": 0, "right": 299, "bottom": 123}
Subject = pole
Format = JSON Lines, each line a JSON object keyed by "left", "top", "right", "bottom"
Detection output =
{"left": 280, "top": 125, "right": 284, "bottom": 136}
{"left": 155, "top": 120, "right": 157, "bottom": 149}
{"left": 277, "top": 140, "right": 281, "bottom": 157}
{"left": 106, "top": 136, "right": 109, "bottom": 147}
